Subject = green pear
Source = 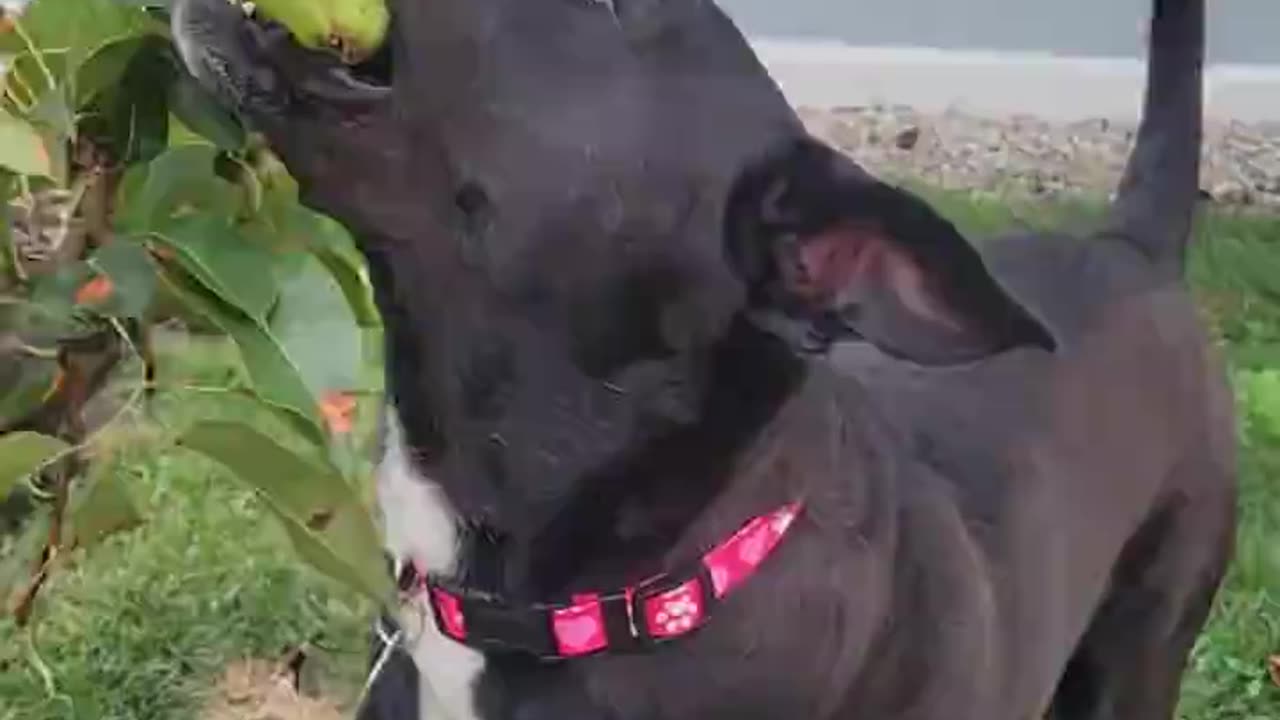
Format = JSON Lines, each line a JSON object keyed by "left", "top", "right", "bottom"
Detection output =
{"left": 250, "top": 0, "right": 389, "bottom": 64}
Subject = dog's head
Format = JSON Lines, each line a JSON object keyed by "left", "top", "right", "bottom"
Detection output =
{"left": 172, "top": 0, "right": 1051, "bottom": 534}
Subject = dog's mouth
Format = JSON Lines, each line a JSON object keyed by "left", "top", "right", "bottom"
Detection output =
{"left": 346, "top": 34, "right": 394, "bottom": 90}
{"left": 175, "top": 0, "right": 395, "bottom": 112}
{"left": 245, "top": 0, "right": 395, "bottom": 98}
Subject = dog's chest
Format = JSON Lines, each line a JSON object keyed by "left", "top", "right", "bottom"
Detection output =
{"left": 377, "top": 409, "right": 486, "bottom": 720}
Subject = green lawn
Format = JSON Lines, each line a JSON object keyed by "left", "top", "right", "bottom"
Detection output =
{"left": 0, "top": 339, "right": 375, "bottom": 720}
{"left": 1, "top": 191, "right": 1278, "bottom": 719}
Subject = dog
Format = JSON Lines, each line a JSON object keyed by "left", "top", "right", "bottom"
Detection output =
{"left": 171, "top": 0, "right": 1235, "bottom": 717}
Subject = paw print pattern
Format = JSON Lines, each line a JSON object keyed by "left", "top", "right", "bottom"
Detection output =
{"left": 415, "top": 503, "right": 802, "bottom": 657}
{"left": 702, "top": 504, "right": 800, "bottom": 598}
{"left": 642, "top": 580, "right": 706, "bottom": 639}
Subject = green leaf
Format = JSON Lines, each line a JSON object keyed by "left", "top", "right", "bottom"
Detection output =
{"left": 155, "top": 260, "right": 323, "bottom": 440}
{"left": 270, "top": 502, "right": 391, "bottom": 607}
{"left": 0, "top": 0, "right": 158, "bottom": 72}
{"left": 168, "top": 72, "right": 247, "bottom": 152}
{"left": 35, "top": 126, "right": 69, "bottom": 186}
{"left": 178, "top": 421, "right": 391, "bottom": 602}
{"left": 86, "top": 239, "right": 157, "bottom": 318}
{"left": 2, "top": 50, "right": 70, "bottom": 109}
{"left": 67, "top": 466, "right": 143, "bottom": 550}
{"left": 26, "top": 260, "right": 97, "bottom": 335}
{"left": 240, "top": 152, "right": 302, "bottom": 245}
{"left": 0, "top": 431, "right": 68, "bottom": 500}
{"left": 0, "top": 509, "right": 49, "bottom": 615}
{"left": 271, "top": 255, "right": 367, "bottom": 397}
{"left": 178, "top": 420, "right": 340, "bottom": 517}
{"left": 0, "top": 356, "right": 58, "bottom": 430}
{"left": 116, "top": 145, "right": 241, "bottom": 232}
{"left": 28, "top": 88, "right": 74, "bottom": 140}
{"left": 240, "top": 189, "right": 380, "bottom": 328}
{"left": 88, "top": 37, "right": 175, "bottom": 166}
{"left": 73, "top": 34, "right": 155, "bottom": 109}
{"left": 296, "top": 212, "right": 381, "bottom": 328}
{"left": 0, "top": 171, "right": 16, "bottom": 284}
{"left": 0, "top": 111, "right": 52, "bottom": 177}
{"left": 148, "top": 214, "right": 277, "bottom": 321}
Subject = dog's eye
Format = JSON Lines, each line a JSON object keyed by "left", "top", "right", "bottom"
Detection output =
{"left": 569, "top": 266, "right": 680, "bottom": 378}
{"left": 454, "top": 182, "right": 495, "bottom": 265}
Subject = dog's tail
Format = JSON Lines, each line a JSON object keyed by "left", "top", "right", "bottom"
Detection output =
{"left": 1102, "top": 0, "right": 1204, "bottom": 279}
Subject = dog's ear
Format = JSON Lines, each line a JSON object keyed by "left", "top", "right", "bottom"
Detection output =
{"left": 726, "top": 137, "right": 1054, "bottom": 364}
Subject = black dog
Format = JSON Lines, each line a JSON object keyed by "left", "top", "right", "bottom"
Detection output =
{"left": 172, "top": 0, "right": 1235, "bottom": 717}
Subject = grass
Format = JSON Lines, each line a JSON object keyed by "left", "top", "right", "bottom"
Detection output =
{"left": 930, "top": 190, "right": 1280, "bottom": 720}
{"left": 1, "top": 190, "right": 1279, "bottom": 719}
{"left": 0, "top": 338, "right": 374, "bottom": 720}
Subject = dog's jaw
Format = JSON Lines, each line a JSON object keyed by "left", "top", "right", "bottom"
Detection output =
{"left": 377, "top": 407, "right": 485, "bottom": 720}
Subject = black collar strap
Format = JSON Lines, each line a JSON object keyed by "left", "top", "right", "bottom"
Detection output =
{"left": 398, "top": 502, "right": 802, "bottom": 660}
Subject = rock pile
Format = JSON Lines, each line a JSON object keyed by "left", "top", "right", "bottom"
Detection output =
{"left": 799, "top": 105, "right": 1280, "bottom": 210}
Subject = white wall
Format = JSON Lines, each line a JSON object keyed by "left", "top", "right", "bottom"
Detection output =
{"left": 753, "top": 41, "right": 1280, "bottom": 123}
{"left": 722, "top": 0, "right": 1280, "bottom": 65}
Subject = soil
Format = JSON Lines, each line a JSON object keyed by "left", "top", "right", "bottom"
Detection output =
{"left": 198, "top": 659, "right": 346, "bottom": 720}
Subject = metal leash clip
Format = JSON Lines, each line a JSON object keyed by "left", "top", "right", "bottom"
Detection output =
{"left": 354, "top": 560, "right": 409, "bottom": 711}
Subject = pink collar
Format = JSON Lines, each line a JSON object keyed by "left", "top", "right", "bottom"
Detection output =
{"left": 401, "top": 502, "right": 803, "bottom": 660}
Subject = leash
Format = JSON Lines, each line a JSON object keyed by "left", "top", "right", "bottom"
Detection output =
{"left": 353, "top": 561, "right": 410, "bottom": 712}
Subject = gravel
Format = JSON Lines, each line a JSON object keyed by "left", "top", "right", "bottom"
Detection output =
{"left": 798, "top": 105, "right": 1280, "bottom": 211}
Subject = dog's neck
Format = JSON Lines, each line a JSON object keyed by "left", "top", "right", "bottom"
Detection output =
{"left": 386, "top": 314, "right": 807, "bottom": 603}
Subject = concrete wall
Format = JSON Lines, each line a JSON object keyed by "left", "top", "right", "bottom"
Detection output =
{"left": 750, "top": 41, "right": 1280, "bottom": 122}
{"left": 721, "top": 0, "right": 1280, "bottom": 65}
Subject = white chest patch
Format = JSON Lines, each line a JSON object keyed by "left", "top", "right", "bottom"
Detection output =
{"left": 377, "top": 408, "right": 486, "bottom": 720}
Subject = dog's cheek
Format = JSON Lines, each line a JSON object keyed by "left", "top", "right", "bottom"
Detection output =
{"left": 172, "top": 0, "right": 277, "bottom": 117}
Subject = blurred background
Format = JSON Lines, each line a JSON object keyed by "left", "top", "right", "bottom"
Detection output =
{"left": 721, "top": 0, "right": 1280, "bottom": 64}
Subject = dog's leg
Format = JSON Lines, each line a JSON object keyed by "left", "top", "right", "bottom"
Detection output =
{"left": 1047, "top": 469, "right": 1234, "bottom": 720}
